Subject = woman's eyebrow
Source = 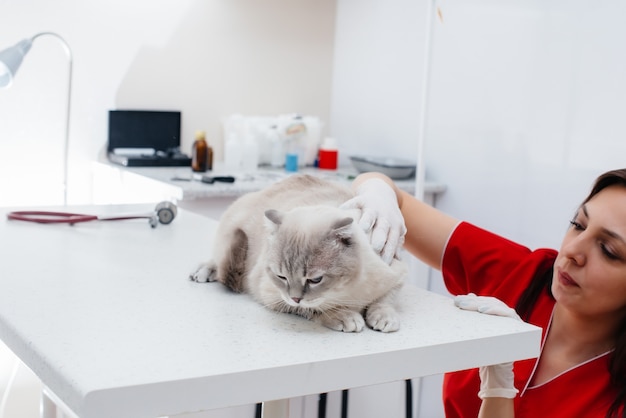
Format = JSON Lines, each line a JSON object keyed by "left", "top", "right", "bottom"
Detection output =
{"left": 602, "top": 228, "right": 626, "bottom": 246}
{"left": 584, "top": 204, "right": 626, "bottom": 245}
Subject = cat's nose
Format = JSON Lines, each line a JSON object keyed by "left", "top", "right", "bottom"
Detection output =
{"left": 291, "top": 297, "right": 302, "bottom": 304}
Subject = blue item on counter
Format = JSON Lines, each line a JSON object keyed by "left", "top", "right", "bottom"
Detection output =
{"left": 285, "top": 153, "right": 298, "bottom": 172}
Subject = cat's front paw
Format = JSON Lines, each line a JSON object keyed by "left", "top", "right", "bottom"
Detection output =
{"left": 320, "top": 310, "right": 365, "bottom": 333}
{"left": 189, "top": 262, "right": 217, "bottom": 283}
{"left": 366, "top": 305, "right": 400, "bottom": 333}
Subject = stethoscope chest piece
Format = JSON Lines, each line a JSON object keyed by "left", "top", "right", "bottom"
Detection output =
{"left": 155, "top": 201, "right": 177, "bottom": 225}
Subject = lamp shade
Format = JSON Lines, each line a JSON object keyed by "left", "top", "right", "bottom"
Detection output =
{"left": 0, "top": 39, "right": 33, "bottom": 89}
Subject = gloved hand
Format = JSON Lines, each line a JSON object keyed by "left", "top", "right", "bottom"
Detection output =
{"left": 340, "top": 178, "right": 406, "bottom": 264}
{"left": 453, "top": 293, "right": 521, "bottom": 321}
{"left": 454, "top": 293, "right": 520, "bottom": 400}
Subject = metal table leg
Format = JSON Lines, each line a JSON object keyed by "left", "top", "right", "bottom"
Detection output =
{"left": 40, "top": 388, "right": 57, "bottom": 418}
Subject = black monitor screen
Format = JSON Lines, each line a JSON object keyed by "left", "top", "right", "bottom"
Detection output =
{"left": 108, "top": 110, "right": 181, "bottom": 152}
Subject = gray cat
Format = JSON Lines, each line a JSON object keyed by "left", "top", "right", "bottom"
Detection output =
{"left": 190, "top": 174, "right": 407, "bottom": 333}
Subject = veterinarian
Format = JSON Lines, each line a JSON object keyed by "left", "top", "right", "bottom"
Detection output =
{"left": 342, "top": 168, "right": 626, "bottom": 418}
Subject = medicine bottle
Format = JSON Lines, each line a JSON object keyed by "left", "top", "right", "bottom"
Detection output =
{"left": 192, "top": 131, "right": 213, "bottom": 172}
{"left": 318, "top": 137, "right": 338, "bottom": 170}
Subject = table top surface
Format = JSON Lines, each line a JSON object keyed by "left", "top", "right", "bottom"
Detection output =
{"left": 94, "top": 162, "right": 447, "bottom": 200}
{"left": 0, "top": 204, "right": 539, "bottom": 418}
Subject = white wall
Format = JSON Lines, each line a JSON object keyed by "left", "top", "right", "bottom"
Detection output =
{"left": 333, "top": 0, "right": 626, "bottom": 250}
{"left": 331, "top": 0, "right": 626, "bottom": 416}
{"left": 0, "top": 0, "right": 336, "bottom": 205}
{"left": 331, "top": 0, "right": 429, "bottom": 167}
{"left": 424, "top": 0, "right": 626, "bottom": 250}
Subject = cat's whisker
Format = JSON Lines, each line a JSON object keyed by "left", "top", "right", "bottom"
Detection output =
{"left": 319, "top": 299, "right": 366, "bottom": 311}
{"left": 263, "top": 300, "right": 289, "bottom": 313}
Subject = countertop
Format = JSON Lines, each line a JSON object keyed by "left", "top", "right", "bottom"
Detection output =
{"left": 0, "top": 204, "right": 539, "bottom": 418}
{"left": 93, "top": 162, "right": 447, "bottom": 200}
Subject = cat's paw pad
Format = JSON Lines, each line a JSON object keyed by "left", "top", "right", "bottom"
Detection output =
{"left": 322, "top": 311, "right": 365, "bottom": 333}
{"left": 366, "top": 306, "right": 400, "bottom": 333}
{"left": 189, "top": 263, "right": 217, "bottom": 283}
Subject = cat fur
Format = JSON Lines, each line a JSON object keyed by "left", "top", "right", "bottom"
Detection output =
{"left": 190, "top": 174, "right": 407, "bottom": 333}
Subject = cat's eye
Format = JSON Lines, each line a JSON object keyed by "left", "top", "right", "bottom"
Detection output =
{"left": 277, "top": 275, "right": 287, "bottom": 281}
{"left": 308, "top": 276, "right": 323, "bottom": 284}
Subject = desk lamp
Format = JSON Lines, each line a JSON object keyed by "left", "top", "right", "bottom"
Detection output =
{"left": 0, "top": 32, "right": 73, "bottom": 205}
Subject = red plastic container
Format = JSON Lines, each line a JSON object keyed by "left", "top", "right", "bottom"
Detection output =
{"left": 318, "top": 149, "right": 338, "bottom": 169}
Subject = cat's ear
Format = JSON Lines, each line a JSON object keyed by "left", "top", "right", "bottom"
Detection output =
{"left": 332, "top": 217, "right": 353, "bottom": 230}
{"left": 331, "top": 217, "right": 354, "bottom": 246}
{"left": 265, "top": 209, "right": 284, "bottom": 227}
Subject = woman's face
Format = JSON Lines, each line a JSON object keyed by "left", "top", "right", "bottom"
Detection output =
{"left": 553, "top": 185, "right": 626, "bottom": 320}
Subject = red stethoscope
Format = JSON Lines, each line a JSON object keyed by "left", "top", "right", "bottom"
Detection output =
{"left": 7, "top": 201, "right": 178, "bottom": 228}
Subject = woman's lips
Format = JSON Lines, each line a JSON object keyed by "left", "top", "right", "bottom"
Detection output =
{"left": 558, "top": 269, "right": 580, "bottom": 287}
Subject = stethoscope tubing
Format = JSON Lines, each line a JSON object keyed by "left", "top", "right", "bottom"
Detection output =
{"left": 7, "top": 211, "right": 100, "bottom": 224}
{"left": 7, "top": 211, "right": 159, "bottom": 224}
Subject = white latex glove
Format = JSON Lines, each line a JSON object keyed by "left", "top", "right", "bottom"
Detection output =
{"left": 454, "top": 293, "right": 520, "bottom": 400}
{"left": 477, "top": 363, "right": 518, "bottom": 400}
{"left": 340, "top": 178, "right": 406, "bottom": 264}
{"left": 453, "top": 293, "right": 521, "bottom": 321}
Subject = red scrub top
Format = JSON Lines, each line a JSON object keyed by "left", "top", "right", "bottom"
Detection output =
{"left": 441, "top": 222, "right": 617, "bottom": 418}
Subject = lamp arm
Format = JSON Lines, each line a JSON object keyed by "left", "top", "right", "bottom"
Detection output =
{"left": 31, "top": 32, "right": 73, "bottom": 205}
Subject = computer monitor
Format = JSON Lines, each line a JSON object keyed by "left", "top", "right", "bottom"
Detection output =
{"left": 107, "top": 110, "right": 181, "bottom": 152}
